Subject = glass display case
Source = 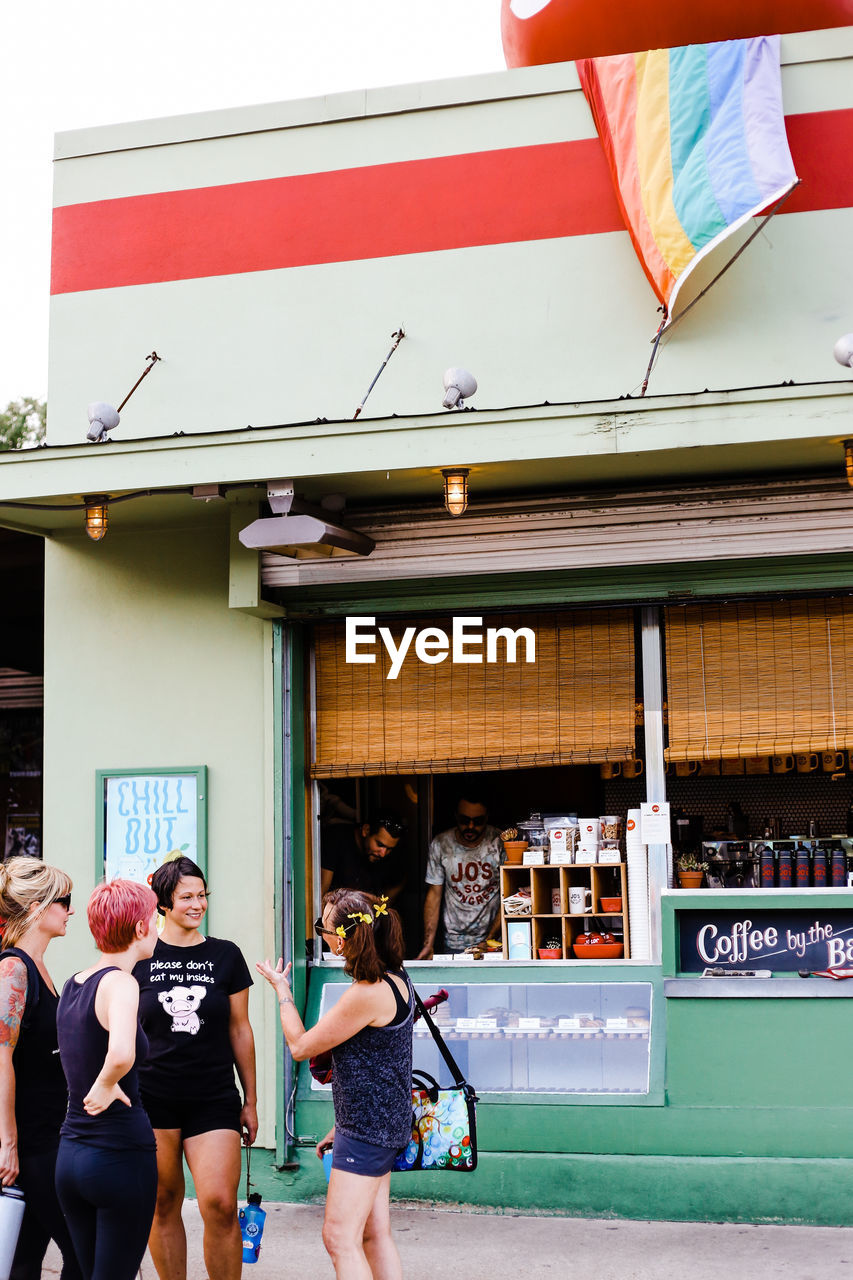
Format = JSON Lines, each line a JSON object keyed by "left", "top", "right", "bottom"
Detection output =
{"left": 312, "top": 981, "right": 653, "bottom": 1095}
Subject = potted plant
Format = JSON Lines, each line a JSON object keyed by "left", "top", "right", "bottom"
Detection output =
{"left": 501, "top": 827, "right": 528, "bottom": 864}
{"left": 538, "top": 935, "right": 562, "bottom": 959}
{"left": 675, "top": 852, "right": 708, "bottom": 888}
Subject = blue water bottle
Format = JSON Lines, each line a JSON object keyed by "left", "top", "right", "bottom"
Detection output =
{"left": 239, "top": 1193, "right": 266, "bottom": 1264}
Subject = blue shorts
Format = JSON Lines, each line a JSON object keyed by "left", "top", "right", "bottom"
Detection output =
{"left": 331, "top": 1131, "right": 401, "bottom": 1177}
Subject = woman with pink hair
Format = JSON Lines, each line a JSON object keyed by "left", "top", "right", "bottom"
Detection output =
{"left": 55, "top": 879, "right": 159, "bottom": 1280}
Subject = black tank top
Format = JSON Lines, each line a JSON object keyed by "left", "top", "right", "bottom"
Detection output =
{"left": 1, "top": 948, "right": 67, "bottom": 1152}
{"left": 57, "top": 968, "right": 154, "bottom": 1151}
{"left": 381, "top": 972, "right": 411, "bottom": 1026}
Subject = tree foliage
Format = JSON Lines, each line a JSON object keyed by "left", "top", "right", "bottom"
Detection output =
{"left": 0, "top": 398, "right": 46, "bottom": 451}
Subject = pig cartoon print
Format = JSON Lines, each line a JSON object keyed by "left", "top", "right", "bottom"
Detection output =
{"left": 158, "top": 984, "right": 207, "bottom": 1034}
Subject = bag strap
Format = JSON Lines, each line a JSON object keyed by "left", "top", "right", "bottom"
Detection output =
{"left": 413, "top": 990, "right": 468, "bottom": 1091}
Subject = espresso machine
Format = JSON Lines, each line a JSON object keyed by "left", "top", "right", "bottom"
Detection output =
{"left": 701, "top": 840, "right": 759, "bottom": 888}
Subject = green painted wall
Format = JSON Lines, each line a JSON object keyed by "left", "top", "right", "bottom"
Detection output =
{"left": 240, "top": 1145, "right": 853, "bottom": 1225}
{"left": 41, "top": 523, "right": 281, "bottom": 1148}
{"left": 253, "top": 965, "right": 853, "bottom": 1222}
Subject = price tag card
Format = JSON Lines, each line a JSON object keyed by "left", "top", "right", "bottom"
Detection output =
{"left": 456, "top": 1018, "right": 478, "bottom": 1031}
{"left": 550, "top": 850, "right": 573, "bottom": 865}
{"left": 598, "top": 847, "right": 622, "bottom": 864}
{"left": 606, "top": 1017, "right": 629, "bottom": 1030}
{"left": 558, "top": 1017, "right": 581, "bottom": 1029}
{"left": 473, "top": 1018, "right": 498, "bottom": 1030}
{"left": 640, "top": 801, "right": 671, "bottom": 845}
{"left": 523, "top": 849, "right": 546, "bottom": 865}
{"left": 517, "top": 1017, "right": 541, "bottom": 1030}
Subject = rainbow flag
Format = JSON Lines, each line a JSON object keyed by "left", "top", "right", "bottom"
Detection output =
{"left": 577, "top": 37, "right": 797, "bottom": 318}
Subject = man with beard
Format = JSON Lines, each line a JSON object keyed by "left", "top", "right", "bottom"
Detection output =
{"left": 417, "top": 794, "right": 504, "bottom": 958}
{"left": 320, "top": 813, "right": 406, "bottom": 902}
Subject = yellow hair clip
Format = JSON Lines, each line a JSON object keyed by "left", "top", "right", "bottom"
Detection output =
{"left": 335, "top": 925, "right": 347, "bottom": 938}
{"left": 374, "top": 896, "right": 389, "bottom": 918}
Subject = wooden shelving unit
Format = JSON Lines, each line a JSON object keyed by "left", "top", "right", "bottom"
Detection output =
{"left": 501, "top": 863, "right": 630, "bottom": 960}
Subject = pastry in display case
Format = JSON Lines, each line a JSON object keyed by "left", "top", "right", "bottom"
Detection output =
{"left": 313, "top": 981, "right": 654, "bottom": 1094}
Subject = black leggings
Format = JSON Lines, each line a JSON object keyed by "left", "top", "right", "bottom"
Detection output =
{"left": 10, "top": 1143, "right": 83, "bottom": 1280}
{"left": 55, "top": 1138, "right": 157, "bottom": 1280}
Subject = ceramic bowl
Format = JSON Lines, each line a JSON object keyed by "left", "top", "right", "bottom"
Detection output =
{"left": 572, "top": 940, "right": 624, "bottom": 959}
{"left": 599, "top": 896, "right": 622, "bottom": 912}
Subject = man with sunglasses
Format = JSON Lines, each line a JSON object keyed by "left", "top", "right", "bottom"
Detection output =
{"left": 417, "top": 795, "right": 503, "bottom": 959}
{"left": 320, "top": 813, "right": 406, "bottom": 903}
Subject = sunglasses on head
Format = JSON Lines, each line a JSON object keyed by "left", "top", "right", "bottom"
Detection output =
{"left": 372, "top": 816, "right": 404, "bottom": 838}
{"left": 54, "top": 895, "right": 72, "bottom": 910}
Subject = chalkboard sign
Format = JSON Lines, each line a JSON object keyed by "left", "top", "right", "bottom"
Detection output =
{"left": 96, "top": 767, "right": 207, "bottom": 885}
{"left": 679, "top": 907, "right": 853, "bottom": 972}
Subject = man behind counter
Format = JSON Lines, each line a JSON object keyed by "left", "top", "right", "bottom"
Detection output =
{"left": 320, "top": 813, "right": 406, "bottom": 902}
{"left": 417, "top": 794, "right": 504, "bottom": 959}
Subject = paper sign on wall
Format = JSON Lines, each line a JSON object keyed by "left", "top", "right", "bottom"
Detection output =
{"left": 104, "top": 773, "right": 200, "bottom": 883}
{"left": 640, "top": 801, "right": 671, "bottom": 845}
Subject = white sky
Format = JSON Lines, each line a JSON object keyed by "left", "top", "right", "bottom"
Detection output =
{"left": 0, "top": 0, "right": 505, "bottom": 407}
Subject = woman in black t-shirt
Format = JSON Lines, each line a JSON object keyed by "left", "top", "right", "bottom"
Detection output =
{"left": 133, "top": 856, "right": 257, "bottom": 1280}
{"left": 0, "top": 856, "right": 83, "bottom": 1280}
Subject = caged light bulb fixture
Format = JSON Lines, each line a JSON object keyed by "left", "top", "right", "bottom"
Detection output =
{"left": 84, "top": 495, "right": 109, "bottom": 541}
{"left": 442, "top": 469, "right": 469, "bottom": 517}
{"left": 843, "top": 441, "right": 853, "bottom": 489}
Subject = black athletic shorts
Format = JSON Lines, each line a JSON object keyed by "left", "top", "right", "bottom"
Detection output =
{"left": 141, "top": 1089, "right": 242, "bottom": 1139}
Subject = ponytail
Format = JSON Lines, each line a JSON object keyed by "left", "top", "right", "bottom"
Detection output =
{"left": 321, "top": 888, "right": 405, "bottom": 982}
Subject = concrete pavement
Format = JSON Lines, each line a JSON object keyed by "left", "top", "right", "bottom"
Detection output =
{"left": 42, "top": 1198, "right": 853, "bottom": 1278}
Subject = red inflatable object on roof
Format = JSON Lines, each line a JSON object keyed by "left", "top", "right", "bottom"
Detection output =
{"left": 501, "top": 0, "right": 853, "bottom": 65}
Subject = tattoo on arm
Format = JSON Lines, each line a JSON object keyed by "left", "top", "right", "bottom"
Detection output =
{"left": 0, "top": 959, "right": 26, "bottom": 1050}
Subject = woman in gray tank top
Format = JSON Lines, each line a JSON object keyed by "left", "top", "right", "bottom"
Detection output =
{"left": 257, "top": 888, "right": 413, "bottom": 1280}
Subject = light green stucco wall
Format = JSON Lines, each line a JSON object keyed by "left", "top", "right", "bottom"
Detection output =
{"left": 41, "top": 522, "right": 280, "bottom": 1147}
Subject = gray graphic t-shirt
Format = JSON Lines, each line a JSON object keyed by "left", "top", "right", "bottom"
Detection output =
{"left": 425, "top": 826, "right": 504, "bottom": 952}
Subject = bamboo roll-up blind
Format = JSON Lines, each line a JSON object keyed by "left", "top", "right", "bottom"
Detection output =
{"left": 665, "top": 598, "right": 853, "bottom": 760}
{"left": 312, "top": 610, "right": 636, "bottom": 776}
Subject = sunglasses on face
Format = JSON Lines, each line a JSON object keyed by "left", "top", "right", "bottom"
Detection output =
{"left": 54, "top": 895, "right": 72, "bottom": 910}
{"left": 314, "top": 918, "right": 335, "bottom": 938}
{"left": 457, "top": 815, "right": 487, "bottom": 827}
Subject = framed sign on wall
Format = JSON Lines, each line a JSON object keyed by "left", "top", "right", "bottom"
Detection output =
{"left": 95, "top": 767, "right": 207, "bottom": 885}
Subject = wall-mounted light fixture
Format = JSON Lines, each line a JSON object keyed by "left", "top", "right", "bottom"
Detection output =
{"left": 238, "top": 480, "right": 375, "bottom": 559}
{"left": 84, "top": 495, "right": 109, "bottom": 541}
{"left": 842, "top": 441, "right": 853, "bottom": 488}
{"left": 86, "top": 351, "right": 162, "bottom": 442}
{"left": 834, "top": 334, "right": 853, "bottom": 370}
{"left": 442, "top": 368, "right": 477, "bottom": 409}
{"left": 442, "top": 468, "right": 469, "bottom": 517}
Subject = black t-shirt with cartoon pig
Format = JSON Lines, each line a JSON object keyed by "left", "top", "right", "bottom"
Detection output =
{"left": 134, "top": 936, "right": 252, "bottom": 1100}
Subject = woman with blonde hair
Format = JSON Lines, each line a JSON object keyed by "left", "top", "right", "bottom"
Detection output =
{"left": 257, "top": 888, "right": 413, "bottom": 1280}
{"left": 0, "top": 855, "right": 82, "bottom": 1280}
{"left": 55, "top": 878, "right": 159, "bottom": 1280}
